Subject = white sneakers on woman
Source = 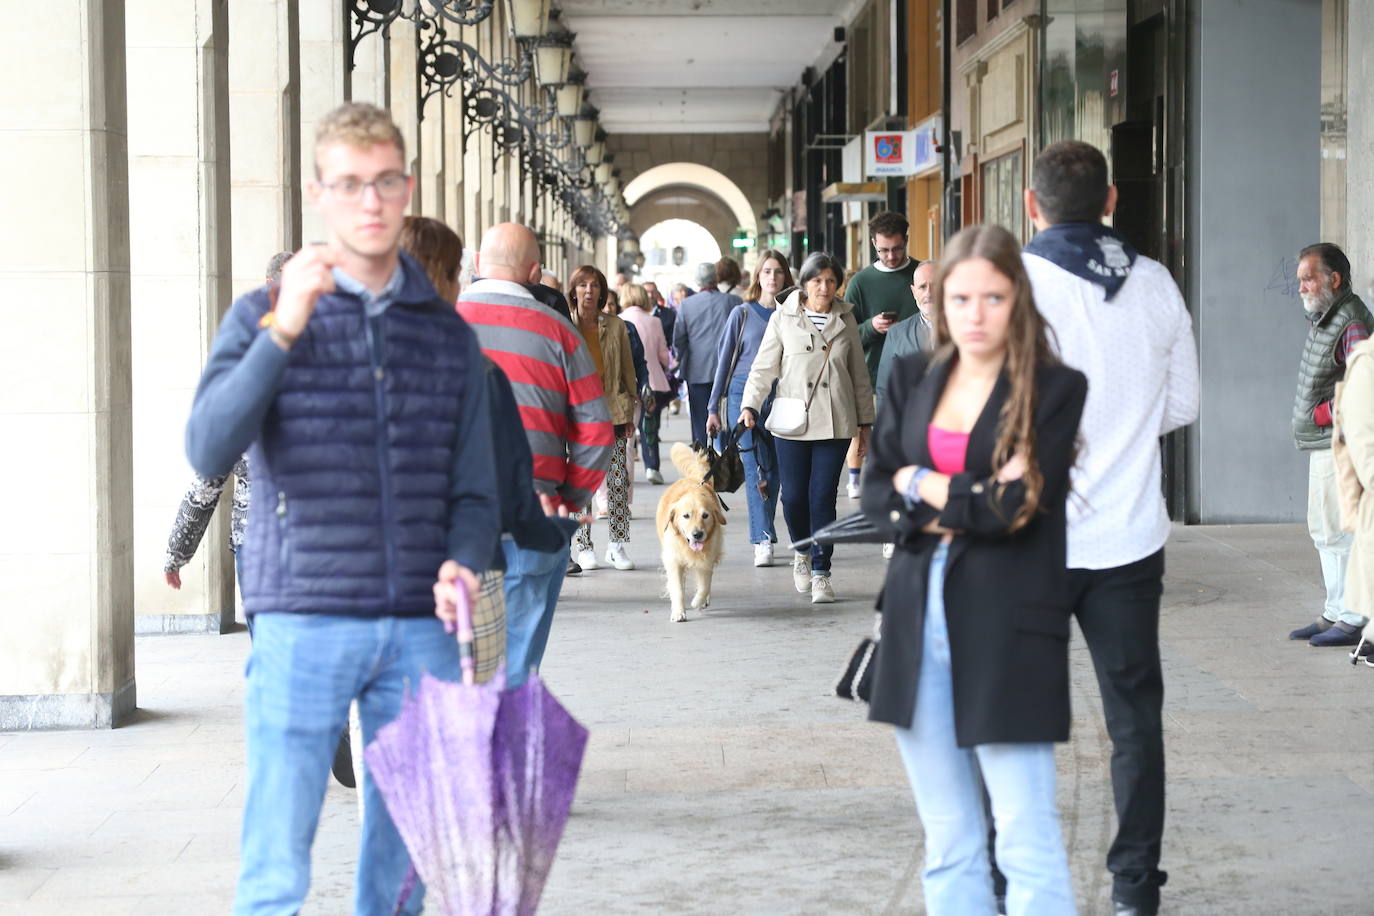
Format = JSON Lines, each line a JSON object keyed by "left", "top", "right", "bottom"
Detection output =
{"left": 575, "top": 548, "right": 599, "bottom": 570}
{"left": 792, "top": 553, "right": 811, "bottom": 593}
{"left": 754, "top": 541, "right": 774, "bottom": 567}
{"left": 604, "top": 543, "right": 635, "bottom": 570}
{"left": 810, "top": 575, "right": 835, "bottom": 604}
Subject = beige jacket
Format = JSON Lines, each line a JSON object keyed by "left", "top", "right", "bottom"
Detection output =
{"left": 741, "top": 289, "right": 876, "bottom": 440}
{"left": 596, "top": 312, "right": 638, "bottom": 426}
{"left": 1335, "top": 341, "right": 1374, "bottom": 630}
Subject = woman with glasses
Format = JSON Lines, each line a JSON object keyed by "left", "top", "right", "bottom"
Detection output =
{"left": 738, "top": 252, "right": 875, "bottom": 603}
{"left": 861, "top": 224, "right": 1087, "bottom": 915}
{"left": 706, "top": 249, "right": 793, "bottom": 567}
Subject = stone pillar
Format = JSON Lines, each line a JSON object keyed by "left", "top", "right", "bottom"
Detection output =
{"left": 0, "top": 1, "right": 136, "bottom": 728}
{"left": 385, "top": 18, "right": 421, "bottom": 213}
{"left": 351, "top": 15, "right": 390, "bottom": 108}
{"left": 1347, "top": 1, "right": 1373, "bottom": 278}
{"left": 299, "top": 0, "right": 349, "bottom": 241}
{"left": 444, "top": 83, "right": 466, "bottom": 239}
{"left": 230, "top": 0, "right": 301, "bottom": 298}
{"left": 126, "top": 0, "right": 235, "bottom": 635}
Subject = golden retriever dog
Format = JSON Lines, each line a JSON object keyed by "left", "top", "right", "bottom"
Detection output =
{"left": 657, "top": 442, "right": 727, "bottom": 622}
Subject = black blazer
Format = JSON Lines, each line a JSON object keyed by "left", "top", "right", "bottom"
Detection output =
{"left": 860, "top": 350, "right": 1088, "bottom": 745}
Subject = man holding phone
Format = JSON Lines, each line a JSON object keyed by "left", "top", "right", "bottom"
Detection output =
{"left": 841, "top": 211, "right": 921, "bottom": 497}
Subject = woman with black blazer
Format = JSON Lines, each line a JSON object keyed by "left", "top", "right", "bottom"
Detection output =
{"left": 861, "top": 225, "right": 1088, "bottom": 915}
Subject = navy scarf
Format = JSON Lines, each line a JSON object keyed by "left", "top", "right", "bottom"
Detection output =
{"left": 1024, "top": 222, "right": 1138, "bottom": 300}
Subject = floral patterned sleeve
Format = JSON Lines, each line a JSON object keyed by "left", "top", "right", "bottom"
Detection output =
{"left": 163, "top": 472, "right": 230, "bottom": 572}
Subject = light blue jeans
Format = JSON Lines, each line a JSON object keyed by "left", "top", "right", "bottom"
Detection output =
{"left": 502, "top": 539, "right": 569, "bottom": 688}
{"left": 893, "top": 543, "right": 1076, "bottom": 916}
{"left": 727, "top": 375, "right": 779, "bottom": 545}
{"left": 235, "top": 612, "right": 461, "bottom": 915}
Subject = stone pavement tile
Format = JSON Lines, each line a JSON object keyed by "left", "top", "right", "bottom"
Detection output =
{"left": 0, "top": 899, "right": 139, "bottom": 916}
{"left": 0, "top": 867, "right": 57, "bottom": 905}
{"left": 30, "top": 861, "right": 235, "bottom": 901}
{"left": 573, "top": 768, "right": 628, "bottom": 798}
{"left": 625, "top": 763, "right": 827, "bottom": 793}
{"left": 584, "top": 738, "right": 723, "bottom": 770}
{"left": 544, "top": 786, "right": 920, "bottom": 915}
{"left": 1167, "top": 749, "right": 1373, "bottom": 784}
{"left": 0, "top": 742, "right": 90, "bottom": 771}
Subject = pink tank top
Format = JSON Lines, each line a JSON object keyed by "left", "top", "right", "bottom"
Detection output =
{"left": 927, "top": 424, "right": 969, "bottom": 475}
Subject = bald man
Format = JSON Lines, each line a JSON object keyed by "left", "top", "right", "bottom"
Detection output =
{"left": 456, "top": 223, "right": 614, "bottom": 685}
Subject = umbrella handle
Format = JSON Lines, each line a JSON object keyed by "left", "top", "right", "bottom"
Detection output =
{"left": 451, "top": 577, "right": 476, "bottom": 686}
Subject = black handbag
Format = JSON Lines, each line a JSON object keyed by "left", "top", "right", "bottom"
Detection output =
{"left": 835, "top": 612, "right": 882, "bottom": 703}
{"left": 701, "top": 421, "right": 747, "bottom": 494}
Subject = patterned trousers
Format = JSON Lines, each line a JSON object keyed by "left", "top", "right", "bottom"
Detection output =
{"left": 576, "top": 435, "right": 631, "bottom": 549}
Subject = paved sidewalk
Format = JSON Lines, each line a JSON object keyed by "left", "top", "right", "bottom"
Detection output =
{"left": 3, "top": 412, "right": 1372, "bottom": 914}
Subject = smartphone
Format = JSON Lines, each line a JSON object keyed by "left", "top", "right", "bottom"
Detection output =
{"left": 879, "top": 311, "right": 898, "bottom": 321}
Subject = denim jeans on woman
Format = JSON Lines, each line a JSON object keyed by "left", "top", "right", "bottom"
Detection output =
{"left": 501, "top": 538, "right": 569, "bottom": 689}
{"left": 772, "top": 437, "right": 848, "bottom": 574}
{"left": 235, "top": 612, "right": 463, "bottom": 915}
{"left": 892, "top": 543, "right": 1076, "bottom": 915}
{"left": 727, "top": 375, "right": 779, "bottom": 545}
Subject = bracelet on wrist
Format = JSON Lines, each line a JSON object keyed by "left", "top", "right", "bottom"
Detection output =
{"left": 268, "top": 324, "right": 298, "bottom": 348}
{"left": 904, "top": 467, "right": 931, "bottom": 504}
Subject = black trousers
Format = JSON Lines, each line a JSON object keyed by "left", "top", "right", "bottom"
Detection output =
{"left": 1071, "top": 548, "right": 1168, "bottom": 910}
{"left": 687, "top": 382, "right": 714, "bottom": 449}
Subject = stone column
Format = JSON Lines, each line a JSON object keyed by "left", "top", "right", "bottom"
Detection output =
{"left": 299, "top": 0, "right": 349, "bottom": 241}
{"left": 126, "top": 0, "right": 235, "bottom": 635}
{"left": 230, "top": 0, "right": 302, "bottom": 298}
{"left": 1347, "top": 1, "right": 1373, "bottom": 276}
{"left": 0, "top": 1, "right": 136, "bottom": 728}
{"left": 388, "top": 18, "right": 422, "bottom": 213}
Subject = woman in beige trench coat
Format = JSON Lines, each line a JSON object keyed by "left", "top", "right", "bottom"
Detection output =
{"left": 1334, "top": 339, "right": 1374, "bottom": 662}
{"left": 740, "top": 251, "right": 876, "bottom": 604}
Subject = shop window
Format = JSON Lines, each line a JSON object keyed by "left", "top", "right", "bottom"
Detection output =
{"left": 957, "top": 0, "right": 977, "bottom": 45}
{"left": 980, "top": 148, "right": 1024, "bottom": 241}
{"left": 988, "top": 0, "right": 999, "bottom": 20}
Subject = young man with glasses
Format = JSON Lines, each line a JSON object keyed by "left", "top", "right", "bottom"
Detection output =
{"left": 185, "top": 102, "right": 500, "bottom": 914}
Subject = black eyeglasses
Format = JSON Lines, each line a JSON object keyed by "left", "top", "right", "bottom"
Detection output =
{"left": 318, "top": 172, "right": 410, "bottom": 202}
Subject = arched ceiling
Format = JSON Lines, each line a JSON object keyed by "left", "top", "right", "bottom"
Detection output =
{"left": 623, "top": 162, "right": 757, "bottom": 236}
{"left": 560, "top": 0, "right": 858, "bottom": 133}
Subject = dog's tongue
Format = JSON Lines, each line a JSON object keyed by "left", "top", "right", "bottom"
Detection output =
{"left": 690, "top": 541, "right": 706, "bottom": 552}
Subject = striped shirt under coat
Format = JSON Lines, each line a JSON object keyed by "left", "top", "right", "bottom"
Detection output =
{"left": 458, "top": 279, "right": 614, "bottom": 512}
{"left": 741, "top": 288, "right": 876, "bottom": 440}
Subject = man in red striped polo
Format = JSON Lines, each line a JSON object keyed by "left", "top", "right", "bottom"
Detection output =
{"left": 457, "top": 223, "right": 613, "bottom": 685}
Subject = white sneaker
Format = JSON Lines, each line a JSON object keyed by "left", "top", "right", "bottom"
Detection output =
{"left": 792, "top": 553, "right": 811, "bottom": 593}
{"left": 605, "top": 543, "right": 635, "bottom": 570}
{"left": 846, "top": 479, "right": 861, "bottom": 500}
{"left": 753, "top": 541, "right": 774, "bottom": 567}
{"left": 576, "top": 548, "right": 600, "bottom": 570}
{"left": 810, "top": 574, "right": 835, "bottom": 604}
{"left": 646, "top": 467, "right": 663, "bottom": 485}
{"left": 882, "top": 542, "right": 894, "bottom": 560}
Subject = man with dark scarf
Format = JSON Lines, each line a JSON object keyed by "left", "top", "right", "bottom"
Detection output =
{"left": 1021, "top": 141, "right": 1199, "bottom": 916}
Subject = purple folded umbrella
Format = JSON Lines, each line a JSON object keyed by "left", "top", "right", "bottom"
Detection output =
{"left": 365, "top": 585, "right": 588, "bottom": 915}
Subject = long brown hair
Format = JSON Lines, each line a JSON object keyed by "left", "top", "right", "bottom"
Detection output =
{"left": 744, "top": 249, "right": 795, "bottom": 303}
{"left": 567, "top": 264, "right": 607, "bottom": 317}
{"left": 399, "top": 216, "right": 463, "bottom": 302}
{"left": 930, "top": 224, "right": 1060, "bottom": 532}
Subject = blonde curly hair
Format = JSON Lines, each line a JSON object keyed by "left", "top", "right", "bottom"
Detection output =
{"left": 313, "top": 102, "right": 406, "bottom": 176}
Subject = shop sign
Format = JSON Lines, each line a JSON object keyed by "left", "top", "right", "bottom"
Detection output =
{"left": 865, "top": 130, "right": 916, "bottom": 177}
{"left": 910, "top": 115, "right": 943, "bottom": 178}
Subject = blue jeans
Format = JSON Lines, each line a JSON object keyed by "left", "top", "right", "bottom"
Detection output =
{"left": 501, "top": 540, "right": 568, "bottom": 688}
{"left": 893, "top": 544, "right": 1075, "bottom": 915}
{"left": 687, "top": 382, "right": 714, "bottom": 449}
{"left": 773, "top": 437, "right": 849, "bottom": 573}
{"left": 727, "top": 376, "right": 779, "bottom": 545}
{"left": 235, "top": 613, "right": 461, "bottom": 915}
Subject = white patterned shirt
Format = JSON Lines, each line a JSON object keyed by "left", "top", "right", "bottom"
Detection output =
{"left": 1023, "top": 252, "right": 1199, "bottom": 570}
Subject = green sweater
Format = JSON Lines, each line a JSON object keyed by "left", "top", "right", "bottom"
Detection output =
{"left": 846, "top": 260, "right": 920, "bottom": 382}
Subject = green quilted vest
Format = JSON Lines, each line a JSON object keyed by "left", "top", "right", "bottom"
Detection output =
{"left": 1293, "top": 289, "right": 1374, "bottom": 450}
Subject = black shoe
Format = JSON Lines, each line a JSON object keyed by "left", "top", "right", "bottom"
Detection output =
{"left": 331, "top": 728, "right": 356, "bottom": 789}
{"left": 1114, "top": 903, "right": 1155, "bottom": 916}
{"left": 566, "top": 559, "right": 582, "bottom": 576}
{"left": 1289, "top": 619, "right": 1334, "bottom": 640}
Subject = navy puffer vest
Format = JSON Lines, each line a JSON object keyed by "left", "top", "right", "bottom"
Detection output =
{"left": 238, "top": 264, "right": 477, "bottom": 617}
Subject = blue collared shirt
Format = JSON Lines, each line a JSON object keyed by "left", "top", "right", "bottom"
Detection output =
{"left": 331, "top": 262, "right": 406, "bottom": 317}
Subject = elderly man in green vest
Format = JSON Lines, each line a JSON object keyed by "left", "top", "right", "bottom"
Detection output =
{"left": 1289, "top": 242, "right": 1373, "bottom": 647}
